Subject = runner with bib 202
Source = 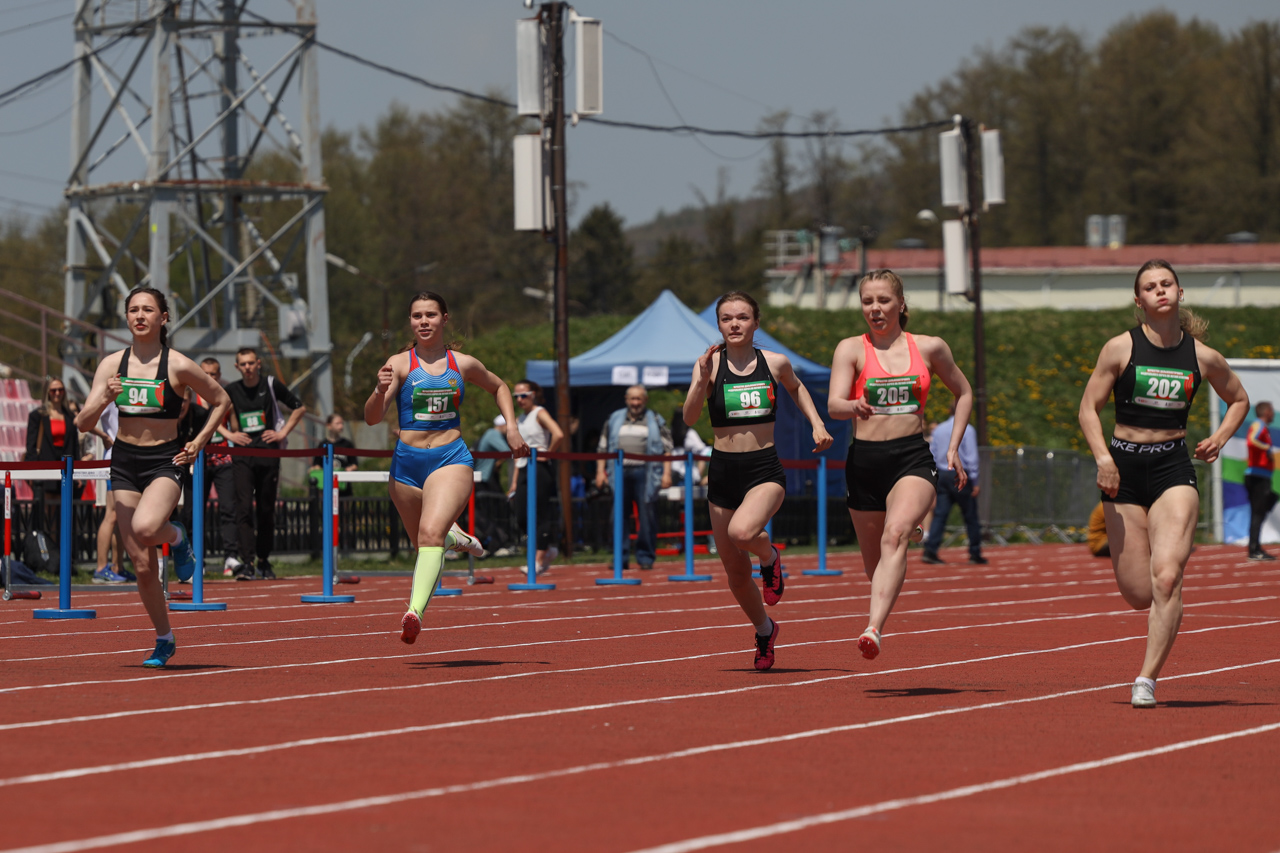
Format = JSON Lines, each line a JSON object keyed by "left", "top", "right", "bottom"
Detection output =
{"left": 683, "top": 291, "right": 832, "bottom": 671}
{"left": 1079, "top": 260, "right": 1249, "bottom": 708}
{"left": 365, "top": 291, "right": 529, "bottom": 645}
{"left": 75, "top": 286, "right": 232, "bottom": 668}
{"left": 829, "top": 269, "right": 975, "bottom": 663}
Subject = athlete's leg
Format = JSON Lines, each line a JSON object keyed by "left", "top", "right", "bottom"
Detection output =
{"left": 1103, "top": 502, "right": 1153, "bottom": 609}
{"left": 864, "top": 476, "right": 936, "bottom": 634}
{"left": 1140, "top": 485, "right": 1198, "bottom": 680}
{"left": 114, "top": 479, "right": 181, "bottom": 636}
{"left": 724, "top": 482, "right": 785, "bottom": 566}
{"left": 709, "top": 502, "right": 766, "bottom": 628}
{"left": 849, "top": 510, "right": 885, "bottom": 583}
{"left": 405, "top": 465, "right": 474, "bottom": 618}
{"left": 96, "top": 488, "right": 117, "bottom": 571}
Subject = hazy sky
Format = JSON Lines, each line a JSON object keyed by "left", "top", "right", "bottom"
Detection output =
{"left": 0, "top": 0, "right": 1275, "bottom": 230}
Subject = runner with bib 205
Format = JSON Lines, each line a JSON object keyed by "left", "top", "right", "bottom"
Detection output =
{"left": 75, "top": 286, "right": 232, "bottom": 668}
{"left": 829, "top": 269, "right": 974, "bottom": 663}
{"left": 683, "top": 291, "right": 832, "bottom": 671}
{"left": 1079, "top": 259, "right": 1249, "bottom": 709}
{"left": 365, "top": 291, "right": 528, "bottom": 645}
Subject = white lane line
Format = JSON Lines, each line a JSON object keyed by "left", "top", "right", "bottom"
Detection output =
{"left": 626, "top": 720, "right": 1280, "bottom": 853}
{"left": 2, "top": 624, "right": 1275, "bottom": 789}
{"left": 4, "top": 661, "right": 1278, "bottom": 853}
{"left": 4, "top": 597, "right": 1267, "bottom": 732}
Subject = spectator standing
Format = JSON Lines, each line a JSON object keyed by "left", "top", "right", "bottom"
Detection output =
{"left": 669, "top": 406, "right": 709, "bottom": 486}
{"left": 192, "top": 357, "right": 241, "bottom": 575}
{"left": 222, "top": 347, "right": 306, "bottom": 580}
{"left": 25, "top": 379, "right": 81, "bottom": 535}
{"left": 91, "top": 402, "right": 131, "bottom": 583}
{"left": 594, "top": 385, "right": 673, "bottom": 571}
{"left": 474, "top": 415, "right": 511, "bottom": 490}
{"left": 510, "top": 380, "right": 564, "bottom": 573}
{"left": 310, "top": 414, "right": 359, "bottom": 494}
{"left": 1244, "top": 401, "right": 1278, "bottom": 561}
{"left": 922, "top": 402, "right": 986, "bottom": 565}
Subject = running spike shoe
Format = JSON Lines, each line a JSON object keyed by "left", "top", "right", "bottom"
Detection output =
{"left": 754, "top": 620, "right": 780, "bottom": 671}
{"left": 858, "top": 626, "right": 882, "bottom": 661}
{"left": 760, "top": 545, "right": 784, "bottom": 606}
{"left": 400, "top": 610, "right": 422, "bottom": 645}
{"left": 143, "top": 637, "right": 176, "bottom": 668}
{"left": 451, "top": 528, "right": 486, "bottom": 558}
{"left": 1131, "top": 681, "right": 1156, "bottom": 709}
{"left": 909, "top": 525, "right": 925, "bottom": 544}
{"left": 170, "top": 521, "right": 196, "bottom": 582}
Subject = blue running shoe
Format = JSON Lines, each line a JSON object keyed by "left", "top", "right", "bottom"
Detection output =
{"left": 92, "top": 565, "right": 128, "bottom": 584}
{"left": 170, "top": 521, "right": 196, "bottom": 582}
{"left": 143, "top": 637, "right": 176, "bottom": 668}
{"left": 117, "top": 566, "right": 136, "bottom": 582}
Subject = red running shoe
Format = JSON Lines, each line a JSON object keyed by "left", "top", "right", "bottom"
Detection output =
{"left": 400, "top": 611, "right": 421, "bottom": 645}
{"left": 858, "top": 626, "right": 881, "bottom": 660}
{"left": 760, "top": 545, "right": 784, "bottom": 606}
{"left": 754, "top": 620, "right": 780, "bottom": 671}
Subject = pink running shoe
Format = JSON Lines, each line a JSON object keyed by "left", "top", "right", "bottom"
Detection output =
{"left": 754, "top": 620, "right": 780, "bottom": 671}
{"left": 400, "top": 611, "right": 421, "bottom": 645}
{"left": 760, "top": 545, "right": 784, "bottom": 606}
{"left": 858, "top": 626, "right": 881, "bottom": 660}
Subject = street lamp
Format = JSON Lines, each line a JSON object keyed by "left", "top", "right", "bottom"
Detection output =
{"left": 916, "top": 210, "right": 944, "bottom": 310}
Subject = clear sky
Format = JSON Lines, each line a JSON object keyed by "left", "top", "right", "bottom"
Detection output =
{"left": 0, "top": 0, "right": 1274, "bottom": 230}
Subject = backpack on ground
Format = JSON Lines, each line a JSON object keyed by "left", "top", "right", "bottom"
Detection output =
{"left": 23, "top": 530, "right": 57, "bottom": 574}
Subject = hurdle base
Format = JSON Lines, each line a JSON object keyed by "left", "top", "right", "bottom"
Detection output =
{"left": 668, "top": 574, "right": 713, "bottom": 582}
{"left": 33, "top": 608, "right": 96, "bottom": 620}
{"left": 300, "top": 594, "right": 355, "bottom": 603}
{"left": 170, "top": 601, "right": 228, "bottom": 611}
{"left": 435, "top": 588, "right": 462, "bottom": 596}
{"left": 508, "top": 582, "right": 555, "bottom": 591}
{"left": 597, "top": 577, "right": 641, "bottom": 585}
{"left": 802, "top": 568, "right": 843, "bottom": 576}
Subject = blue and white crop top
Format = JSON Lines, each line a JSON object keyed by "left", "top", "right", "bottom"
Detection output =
{"left": 397, "top": 348, "right": 464, "bottom": 432}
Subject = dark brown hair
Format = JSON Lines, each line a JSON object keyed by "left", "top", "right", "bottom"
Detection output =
{"left": 858, "top": 269, "right": 909, "bottom": 330}
{"left": 1133, "top": 259, "right": 1208, "bottom": 342}
{"left": 714, "top": 291, "right": 760, "bottom": 322}
{"left": 399, "top": 291, "right": 455, "bottom": 353}
{"left": 124, "top": 286, "right": 170, "bottom": 346}
{"left": 514, "top": 379, "right": 543, "bottom": 404}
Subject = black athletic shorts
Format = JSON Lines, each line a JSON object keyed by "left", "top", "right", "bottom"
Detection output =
{"left": 845, "top": 433, "right": 938, "bottom": 512}
{"left": 1100, "top": 436, "right": 1198, "bottom": 508}
{"left": 111, "top": 438, "right": 186, "bottom": 493}
{"left": 707, "top": 446, "right": 787, "bottom": 510}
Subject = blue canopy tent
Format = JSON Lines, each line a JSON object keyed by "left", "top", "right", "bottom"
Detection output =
{"left": 525, "top": 290, "right": 848, "bottom": 495}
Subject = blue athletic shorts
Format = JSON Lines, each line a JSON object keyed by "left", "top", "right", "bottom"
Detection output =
{"left": 389, "top": 437, "right": 474, "bottom": 488}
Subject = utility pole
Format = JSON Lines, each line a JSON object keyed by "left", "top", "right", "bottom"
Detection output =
{"left": 545, "top": 2, "right": 574, "bottom": 559}
{"left": 960, "top": 117, "right": 988, "bottom": 447}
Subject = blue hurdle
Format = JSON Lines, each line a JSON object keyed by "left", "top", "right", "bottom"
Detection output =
{"left": 32, "top": 456, "right": 95, "bottom": 620}
{"left": 803, "top": 457, "right": 841, "bottom": 576}
{"left": 509, "top": 446, "right": 554, "bottom": 591}
{"left": 599, "top": 449, "right": 641, "bottom": 585}
{"left": 669, "top": 449, "right": 711, "bottom": 582}
{"left": 171, "top": 449, "right": 228, "bottom": 611}
{"left": 303, "top": 444, "right": 355, "bottom": 603}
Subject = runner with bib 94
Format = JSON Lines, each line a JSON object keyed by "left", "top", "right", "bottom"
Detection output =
{"left": 1078, "top": 260, "right": 1248, "bottom": 708}
{"left": 365, "top": 291, "right": 528, "bottom": 644}
{"left": 829, "top": 269, "right": 974, "bottom": 662}
{"left": 684, "top": 291, "right": 832, "bottom": 671}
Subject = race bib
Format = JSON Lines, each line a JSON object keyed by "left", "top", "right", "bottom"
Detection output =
{"left": 865, "top": 376, "right": 922, "bottom": 415}
{"left": 412, "top": 387, "right": 459, "bottom": 422}
{"left": 723, "top": 381, "right": 774, "bottom": 419}
{"left": 238, "top": 409, "right": 267, "bottom": 433}
{"left": 116, "top": 377, "right": 164, "bottom": 415}
{"left": 1133, "top": 366, "right": 1194, "bottom": 410}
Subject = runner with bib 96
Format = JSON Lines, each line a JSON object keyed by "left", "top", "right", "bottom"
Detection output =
{"left": 1079, "top": 260, "right": 1249, "bottom": 708}
{"left": 829, "top": 269, "right": 975, "bottom": 662}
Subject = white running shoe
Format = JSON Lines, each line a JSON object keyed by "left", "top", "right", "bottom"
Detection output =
{"left": 1131, "top": 681, "right": 1156, "bottom": 708}
{"left": 909, "top": 525, "right": 924, "bottom": 544}
{"left": 223, "top": 556, "right": 243, "bottom": 578}
{"left": 858, "top": 626, "right": 882, "bottom": 660}
{"left": 450, "top": 528, "right": 486, "bottom": 558}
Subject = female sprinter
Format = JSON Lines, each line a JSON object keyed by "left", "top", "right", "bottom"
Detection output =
{"left": 683, "top": 291, "right": 832, "bottom": 671}
{"left": 509, "top": 380, "right": 564, "bottom": 574}
{"left": 829, "top": 269, "right": 974, "bottom": 662}
{"left": 1079, "top": 260, "right": 1248, "bottom": 708}
{"left": 365, "top": 291, "right": 528, "bottom": 644}
{"left": 76, "top": 286, "right": 231, "bottom": 668}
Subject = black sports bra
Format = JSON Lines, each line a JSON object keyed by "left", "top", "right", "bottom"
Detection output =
{"left": 1113, "top": 327, "right": 1201, "bottom": 431}
{"left": 115, "top": 346, "right": 183, "bottom": 420}
{"left": 708, "top": 347, "right": 778, "bottom": 428}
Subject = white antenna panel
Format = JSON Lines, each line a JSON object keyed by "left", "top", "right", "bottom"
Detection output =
{"left": 513, "top": 134, "right": 545, "bottom": 231}
{"left": 982, "top": 129, "right": 1005, "bottom": 205}
{"left": 575, "top": 17, "right": 603, "bottom": 115}
{"left": 516, "top": 18, "right": 543, "bottom": 117}
{"left": 943, "top": 220, "right": 969, "bottom": 295}
{"left": 939, "top": 129, "right": 965, "bottom": 209}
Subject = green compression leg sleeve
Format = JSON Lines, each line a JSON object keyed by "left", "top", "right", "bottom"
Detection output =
{"left": 444, "top": 528, "right": 461, "bottom": 551}
{"left": 408, "top": 546, "right": 445, "bottom": 616}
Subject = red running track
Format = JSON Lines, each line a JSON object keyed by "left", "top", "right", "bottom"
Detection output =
{"left": 0, "top": 543, "right": 1278, "bottom": 852}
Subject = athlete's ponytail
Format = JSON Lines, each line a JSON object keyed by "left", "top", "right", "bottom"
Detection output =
{"left": 124, "top": 286, "right": 170, "bottom": 346}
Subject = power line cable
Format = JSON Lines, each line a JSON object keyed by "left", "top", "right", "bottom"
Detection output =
{"left": 0, "top": 0, "right": 61, "bottom": 18}
{"left": 0, "top": 15, "right": 153, "bottom": 112}
{"left": 604, "top": 30, "right": 776, "bottom": 113}
{"left": 0, "top": 10, "right": 69, "bottom": 38}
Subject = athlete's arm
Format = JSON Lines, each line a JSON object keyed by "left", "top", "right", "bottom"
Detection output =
{"left": 456, "top": 354, "right": 529, "bottom": 458}
{"left": 683, "top": 345, "right": 717, "bottom": 428}
{"left": 170, "top": 353, "right": 232, "bottom": 464}
{"left": 1078, "top": 334, "right": 1128, "bottom": 498}
{"left": 1196, "top": 343, "right": 1249, "bottom": 463}
{"left": 922, "top": 336, "right": 974, "bottom": 490}
{"left": 535, "top": 406, "right": 565, "bottom": 453}
{"left": 364, "top": 353, "right": 405, "bottom": 427}
{"left": 827, "top": 337, "right": 870, "bottom": 420}
{"left": 75, "top": 352, "right": 124, "bottom": 433}
{"left": 768, "top": 351, "right": 832, "bottom": 453}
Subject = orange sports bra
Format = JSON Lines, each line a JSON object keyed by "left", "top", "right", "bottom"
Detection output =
{"left": 853, "top": 333, "right": 931, "bottom": 416}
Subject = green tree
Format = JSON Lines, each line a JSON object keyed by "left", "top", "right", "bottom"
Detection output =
{"left": 569, "top": 203, "right": 637, "bottom": 315}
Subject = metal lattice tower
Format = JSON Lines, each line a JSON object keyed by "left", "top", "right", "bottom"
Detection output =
{"left": 63, "top": 0, "right": 332, "bottom": 416}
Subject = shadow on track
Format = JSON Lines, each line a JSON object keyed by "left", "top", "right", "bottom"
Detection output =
{"left": 132, "top": 664, "right": 234, "bottom": 672}
{"left": 408, "top": 659, "right": 523, "bottom": 669}
{"left": 865, "top": 687, "right": 1003, "bottom": 698}
{"left": 1113, "top": 699, "right": 1276, "bottom": 709}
